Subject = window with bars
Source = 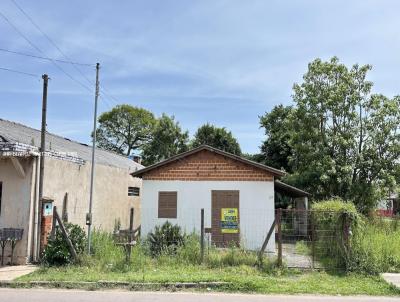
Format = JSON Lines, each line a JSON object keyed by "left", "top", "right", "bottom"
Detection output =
{"left": 158, "top": 191, "right": 177, "bottom": 218}
{"left": 128, "top": 187, "right": 140, "bottom": 196}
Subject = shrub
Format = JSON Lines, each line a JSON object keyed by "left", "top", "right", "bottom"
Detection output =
{"left": 147, "top": 221, "right": 185, "bottom": 257}
{"left": 42, "top": 223, "right": 86, "bottom": 266}
{"left": 311, "top": 198, "right": 361, "bottom": 269}
{"left": 312, "top": 199, "right": 400, "bottom": 274}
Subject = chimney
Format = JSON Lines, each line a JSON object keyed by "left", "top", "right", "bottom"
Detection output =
{"left": 132, "top": 155, "right": 142, "bottom": 164}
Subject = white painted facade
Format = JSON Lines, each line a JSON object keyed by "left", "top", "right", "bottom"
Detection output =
{"left": 141, "top": 180, "right": 275, "bottom": 252}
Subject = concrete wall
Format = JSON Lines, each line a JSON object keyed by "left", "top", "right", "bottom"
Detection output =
{"left": 43, "top": 158, "right": 141, "bottom": 232}
{"left": 0, "top": 157, "right": 35, "bottom": 264}
{"left": 0, "top": 155, "right": 141, "bottom": 265}
{"left": 141, "top": 180, "right": 275, "bottom": 251}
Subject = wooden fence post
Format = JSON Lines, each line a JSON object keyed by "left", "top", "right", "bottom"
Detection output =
{"left": 200, "top": 208, "right": 205, "bottom": 263}
{"left": 343, "top": 212, "right": 349, "bottom": 248}
{"left": 257, "top": 219, "right": 276, "bottom": 265}
{"left": 126, "top": 208, "right": 135, "bottom": 262}
{"left": 54, "top": 208, "right": 77, "bottom": 261}
{"left": 277, "top": 208, "right": 283, "bottom": 267}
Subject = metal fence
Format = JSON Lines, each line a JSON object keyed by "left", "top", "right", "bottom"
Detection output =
{"left": 136, "top": 207, "right": 350, "bottom": 271}
{"left": 278, "top": 209, "right": 349, "bottom": 271}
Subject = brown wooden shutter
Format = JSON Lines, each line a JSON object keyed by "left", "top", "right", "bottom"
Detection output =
{"left": 158, "top": 191, "right": 177, "bottom": 218}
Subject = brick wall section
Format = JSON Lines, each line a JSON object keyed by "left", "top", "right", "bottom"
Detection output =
{"left": 143, "top": 149, "right": 274, "bottom": 181}
{"left": 40, "top": 215, "right": 53, "bottom": 252}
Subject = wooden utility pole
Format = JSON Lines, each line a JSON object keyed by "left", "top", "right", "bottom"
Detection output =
{"left": 87, "top": 63, "right": 100, "bottom": 254}
{"left": 37, "top": 74, "right": 48, "bottom": 259}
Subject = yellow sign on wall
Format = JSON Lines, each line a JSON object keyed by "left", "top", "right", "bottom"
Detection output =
{"left": 221, "top": 208, "right": 239, "bottom": 234}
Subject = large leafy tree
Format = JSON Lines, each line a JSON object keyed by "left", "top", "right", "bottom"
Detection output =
{"left": 261, "top": 57, "right": 400, "bottom": 213}
{"left": 96, "top": 104, "right": 156, "bottom": 156}
{"left": 192, "top": 123, "right": 241, "bottom": 155}
{"left": 141, "top": 114, "right": 189, "bottom": 166}
{"left": 259, "top": 105, "right": 294, "bottom": 172}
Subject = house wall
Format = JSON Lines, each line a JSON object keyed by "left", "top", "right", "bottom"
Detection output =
{"left": 43, "top": 158, "right": 141, "bottom": 232}
{"left": 0, "top": 157, "right": 35, "bottom": 264}
{"left": 143, "top": 149, "right": 274, "bottom": 181}
{"left": 141, "top": 180, "right": 275, "bottom": 251}
{"left": 0, "top": 156, "right": 141, "bottom": 265}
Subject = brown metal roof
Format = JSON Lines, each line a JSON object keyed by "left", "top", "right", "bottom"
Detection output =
{"left": 131, "top": 145, "right": 286, "bottom": 178}
{"left": 274, "top": 180, "right": 311, "bottom": 198}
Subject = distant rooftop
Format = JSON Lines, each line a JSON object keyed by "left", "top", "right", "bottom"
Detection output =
{"left": 0, "top": 118, "right": 143, "bottom": 171}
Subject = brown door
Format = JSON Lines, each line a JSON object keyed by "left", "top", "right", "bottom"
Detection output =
{"left": 211, "top": 190, "right": 240, "bottom": 247}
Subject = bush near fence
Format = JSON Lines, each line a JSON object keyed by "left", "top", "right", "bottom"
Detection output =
{"left": 311, "top": 199, "right": 361, "bottom": 270}
{"left": 42, "top": 223, "right": 86, "bottom": 266}
{"left": 310, "top": 199, "right": 400, "bottom": 274}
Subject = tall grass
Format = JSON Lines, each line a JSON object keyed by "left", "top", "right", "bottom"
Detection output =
{"left": 348, "top": 217, "right": 400, "bottom": 274}
{"left": 82, "top": 231, "right": 276, "bottom": 274}
{"left": 83, "top": 230, "right": 126, "bottom": 271}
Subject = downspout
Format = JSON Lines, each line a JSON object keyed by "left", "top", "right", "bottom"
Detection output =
{"left": 26, "top": 156, "right": 36, "bottom": 263}
{"left": 31, "top": 155, "right": 40, "bottom": 262}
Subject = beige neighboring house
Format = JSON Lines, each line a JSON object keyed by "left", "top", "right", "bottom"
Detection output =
{"left": 0, "top": 118, "right": 143, "bottom": 265}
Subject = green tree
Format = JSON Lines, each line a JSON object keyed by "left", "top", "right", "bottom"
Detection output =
{"left": 259, "top": 105, "right": 294, "bottom": 172}
{"left": 95, "top": 104, "right": 156, "bottom": 156}
{"left": 286, "top": 57, "right": 400, "bottom": 212}
{"left": 192, "top": 123, "right": 241, "bottom": 155}
{"left": 141, "top": 114, "right": 189, "bottom": 166}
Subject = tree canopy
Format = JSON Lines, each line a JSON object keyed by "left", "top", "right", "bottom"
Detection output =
{"left": 191, "top": 123, "right": 242, "bottom": 155}
{"left": 260, "top": 57, "right": 400, "bottom": 213}
{"left": 141, "top": 114, "right": 189, "bottom": 166}
{"left": 259, "top": 104, "right": 294, "bottom": 172}
{"left": 96, "top": 104, "right": 156, "bottom": 156}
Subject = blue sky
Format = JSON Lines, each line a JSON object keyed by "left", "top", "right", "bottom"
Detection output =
{"left": 0, "top": 1, "right": 399, "bottom": 154}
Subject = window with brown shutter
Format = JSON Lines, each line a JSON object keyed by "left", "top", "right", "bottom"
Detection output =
{"left": 158, "top": 191, "right": 177, "bottom": 218}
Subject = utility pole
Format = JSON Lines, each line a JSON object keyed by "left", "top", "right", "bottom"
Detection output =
{"left": 37, "top": 74, "right": 48, "bottom": 259}
{"left": 87, "top": 63, "right": 100, "bottom": 254}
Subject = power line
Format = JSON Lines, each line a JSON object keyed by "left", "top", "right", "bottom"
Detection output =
{"left": 8, "top": 0, "right": 122, "bottom": 107}
{"left": 0, "top": 9, "right": 93, "bottom": 93}
{"left": 0, "top": 66, "right": 40, "bottom": 78}
{"left": 10, "top": 0, "right": 95, "bottom": 87}
{"left": 99, "top": 95, "right": 114, "bottom": 110}
{"left": 0, "top": 48, "right": 94, "bottom": 66}
{"left": 100, "top": 87, "right": 120, "bottom": 106}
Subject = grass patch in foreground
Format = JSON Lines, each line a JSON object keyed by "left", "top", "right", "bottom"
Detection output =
{"left": 17, "top": 266, "right": 399, "bottom": 296}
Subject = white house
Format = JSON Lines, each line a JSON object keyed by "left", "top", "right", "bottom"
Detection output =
{"left": 132, "top": 145, "right": 309, "bottom": 252}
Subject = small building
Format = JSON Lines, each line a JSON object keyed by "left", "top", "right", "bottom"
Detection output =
{"left": 377, "top": 192, "right": 400, "bottom": 217}
{"left": 0, "top": 119, "right": 143, "bottom": 264}
{"left": 132, "top": 145, "right": 308, "bottom": 252}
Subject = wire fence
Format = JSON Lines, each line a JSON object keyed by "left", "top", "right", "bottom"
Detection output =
{"left": 130, "top": 207, "right": 352, "bottom": 271}
{"left": 279, "top": 209, "right": 349, "bottom": 271}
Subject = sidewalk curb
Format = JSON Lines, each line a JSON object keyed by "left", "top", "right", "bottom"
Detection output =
{"left": 0, "top": 280, "right": 231, "bottom": 291}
